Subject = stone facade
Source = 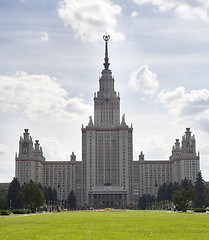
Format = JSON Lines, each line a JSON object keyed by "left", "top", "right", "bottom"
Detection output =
{"left": 15, "top": 36, "right": 200, "bottom": 208}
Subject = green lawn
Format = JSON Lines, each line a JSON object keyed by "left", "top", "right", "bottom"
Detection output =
{"left": 0, "top": 211, "right": 209, "bottom": 240}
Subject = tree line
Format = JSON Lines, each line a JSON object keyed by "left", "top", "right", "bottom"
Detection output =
{"left": 0, "top": 178, "right": 76, "bottom": 212}
{"left": 138, "top": 171, "right": 209, "bottom": 211}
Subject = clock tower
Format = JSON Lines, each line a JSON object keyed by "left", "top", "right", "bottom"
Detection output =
{"left": 182, "top": 128, "right": 196, "bottom": 154}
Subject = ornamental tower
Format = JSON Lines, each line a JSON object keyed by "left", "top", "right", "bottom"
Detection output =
{"left": 82, "top": 36, "right": 133, "bottom": 208}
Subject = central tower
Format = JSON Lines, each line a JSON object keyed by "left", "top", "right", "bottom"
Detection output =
{"left": 82, "top": 36, "right": 133, "bottom": 208}
{"left": 94, "top": 35, "right": 120, "bottom": 128}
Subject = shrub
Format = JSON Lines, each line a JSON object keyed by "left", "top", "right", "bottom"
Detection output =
{"left": 194, "top": 208, "right": 206, "bottom": 213}
{"left": 12, "top": 209, "right": 29, "bottom": 214}
{"left": 104, "top": 208, "right": 112, "bottom": 211}
{"left": 1, "top": 210, "right": 11, "bottom": 215}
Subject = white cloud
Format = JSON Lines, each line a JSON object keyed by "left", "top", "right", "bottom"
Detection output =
{"left": 131, "top": 0, "right": 209, "bottom": 22}
{"left": 129, "top": 65, "right": 159, "bottom": 95}
{"left": 0, "top": 71, "right": 92, "bottom": 122}
{"left": 131, "top": 11, "right": 138, "bottom": 17}
{"left": 41, "top": 137, "right": 67, "bottom": 160}
{"left": 157, "top": 87, "right": 209, "bottom": 119}
{"left": 157, "top": 87, "right": 185, "bottom": 112}
{"left": 39, "top": 31, "right": 49, "bottom": 42}
{"left": 0, "top": 144, "right": 9, "bottom": 155}
{"left": 58, "top": 0, "right": 124, "bottom": 42}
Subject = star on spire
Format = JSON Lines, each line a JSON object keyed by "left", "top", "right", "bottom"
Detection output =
{"left": 103, "top": 34, "right": 110, "bottom": 70}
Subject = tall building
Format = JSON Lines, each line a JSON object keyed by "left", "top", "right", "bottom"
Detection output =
{"left": 82, "top": 35, "right": 133, "bottom": 208}
{"left": 15, "top": 36, "right": 200, "bottom": 208}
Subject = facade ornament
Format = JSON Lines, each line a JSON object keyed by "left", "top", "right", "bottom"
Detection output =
{"left": 121, "top": 114, "right": 126, "bottom": 125}
{"left": 88, "top": 116, "right": 94, "bottom": 126}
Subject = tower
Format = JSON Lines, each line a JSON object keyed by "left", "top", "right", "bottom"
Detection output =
{"left": 170, "top": 128, "right": 200, "bottom": 183}
{"left": 94, "top": 35, "right": 120, "bottom": 128}
{"left": 82, "top": 35, "right": 133, "bottom": 208}
{"left": 15, "top": 129, "right": 45, "bottom": 185}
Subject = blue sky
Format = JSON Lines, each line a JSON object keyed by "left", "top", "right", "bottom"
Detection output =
{"left": 1, "top": 0, "right": 209, "bottom": 182}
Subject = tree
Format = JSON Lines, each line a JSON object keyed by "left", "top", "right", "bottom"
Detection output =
{"left": 172, "top": 189, "right": 196, "bottom": 212}
{"left": 157, "top": 182, "right": 180, "bottom": 202}
{"left": 52, "top": 189, "right": 57, "bottom": 204}
{"left": 83, "top": 202, "right": 89, "bottom": 210}
{"left": 99, "top": 201, "right": 104, "bottom": 209}
{"left": 8, "top": 178, "right": 22, "bottom": 209}
{"left": 0, "top": 189, "right": 8, "bottom": 210}
{"left": 113, "top": 201, "right": 119, "bottom": 209}
{"left": 67, "top": 190, "right": 76, "bottom": 210}
{"left": 44, "top": 186, "right": 57, "bottom": 205}
{"left": 157, "top": 179, "right": 194, "bottom": 203}
{"left": 128, "top": 201, "right": 134, "bottom": 210}
{"left": 194, "top": 171, "right": 206, "bottom": 208}
{"left": 138, "top": 194, "right": 155, "bottom": 210}
{"left": 19, "top": 182, "right": 44, "bottom": 212}
{"left": 138, "top": 195, "right": 147, "bottom": 210}
{"left": 180, "top": 178, "right": 194, "bottom": 191}
{"left": 205, "top": 184, "right": 209, "bottom": 207}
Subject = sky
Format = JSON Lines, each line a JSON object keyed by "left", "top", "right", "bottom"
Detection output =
{"left": 1, "top": 0, "right": 209, "bottom": 182}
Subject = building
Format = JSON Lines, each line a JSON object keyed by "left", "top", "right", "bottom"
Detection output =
{"left": 82, "top": 35, "right": 133, "bottom": 208}
{"left": 15, "top": 129, "right": 78, "bottom": 201}
{"left": 15, "top": 36, "right": 200, "bottom": 208}
{"left": 0, "top": 183, "right": 10, "bottom": 192}
{"left": 133, "top": 128, "right": 200, "bottom": 202}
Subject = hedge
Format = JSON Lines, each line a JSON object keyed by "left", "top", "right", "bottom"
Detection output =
{"left": 12, "top": 209, "right": 31, "bottom": 214}
{"left": 0, "top": 210, "right": 11, "bottom": 215}
{"left": 194, "top": 208, "right": 206, "bottom": 213}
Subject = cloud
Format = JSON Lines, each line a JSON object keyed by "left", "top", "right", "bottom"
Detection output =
{"left": 57, "top": 0, "right": 124, "bottom": 42}
{"left": 157, "top": 87, "right": 209, "bottom": 120}
{"left": 0, "top": 144, "right": 9, "bottom": 155}
{"left": 41, "top": 137, "right": 67, "bottom": 160}
{"left": 28, "top": 31, "right": 49, "bottom": 43}
{"left": 131, "top": 0, "right": 209, "bottom": 22}
{"left": 0, "top": 71, "right": 92, "bottom": 122}
{"left": 198, "top": 142, "right": 209, "bottom": 179}
{"left": 137, "top": 134, "right": 171, "bottom": 159}
{"left": 131, "top": 11, "right": 138, "bottom": 17}
{"left": 129, "top": 65, "right": 159, "bottom": 95}
{"left": 39, "top": 31, "right": 49, "bottom": 42}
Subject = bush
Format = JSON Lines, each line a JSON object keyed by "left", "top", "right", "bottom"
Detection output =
{"left": 12, "top": 209, "right": 29, "bottom": 214}
{"left": 0, "top": 210, "right": 11, "bottom": 215}
{"left": 194, "top": 208, "right": 206, "bottom": 213}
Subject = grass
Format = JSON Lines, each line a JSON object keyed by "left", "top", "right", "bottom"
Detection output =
{"left": 0, "top": 211, "right": 209, "bottom": 240}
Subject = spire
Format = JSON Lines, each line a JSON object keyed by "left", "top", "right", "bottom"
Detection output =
{"left": 103, "top": 34, "right": 110, "bottom": 70}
